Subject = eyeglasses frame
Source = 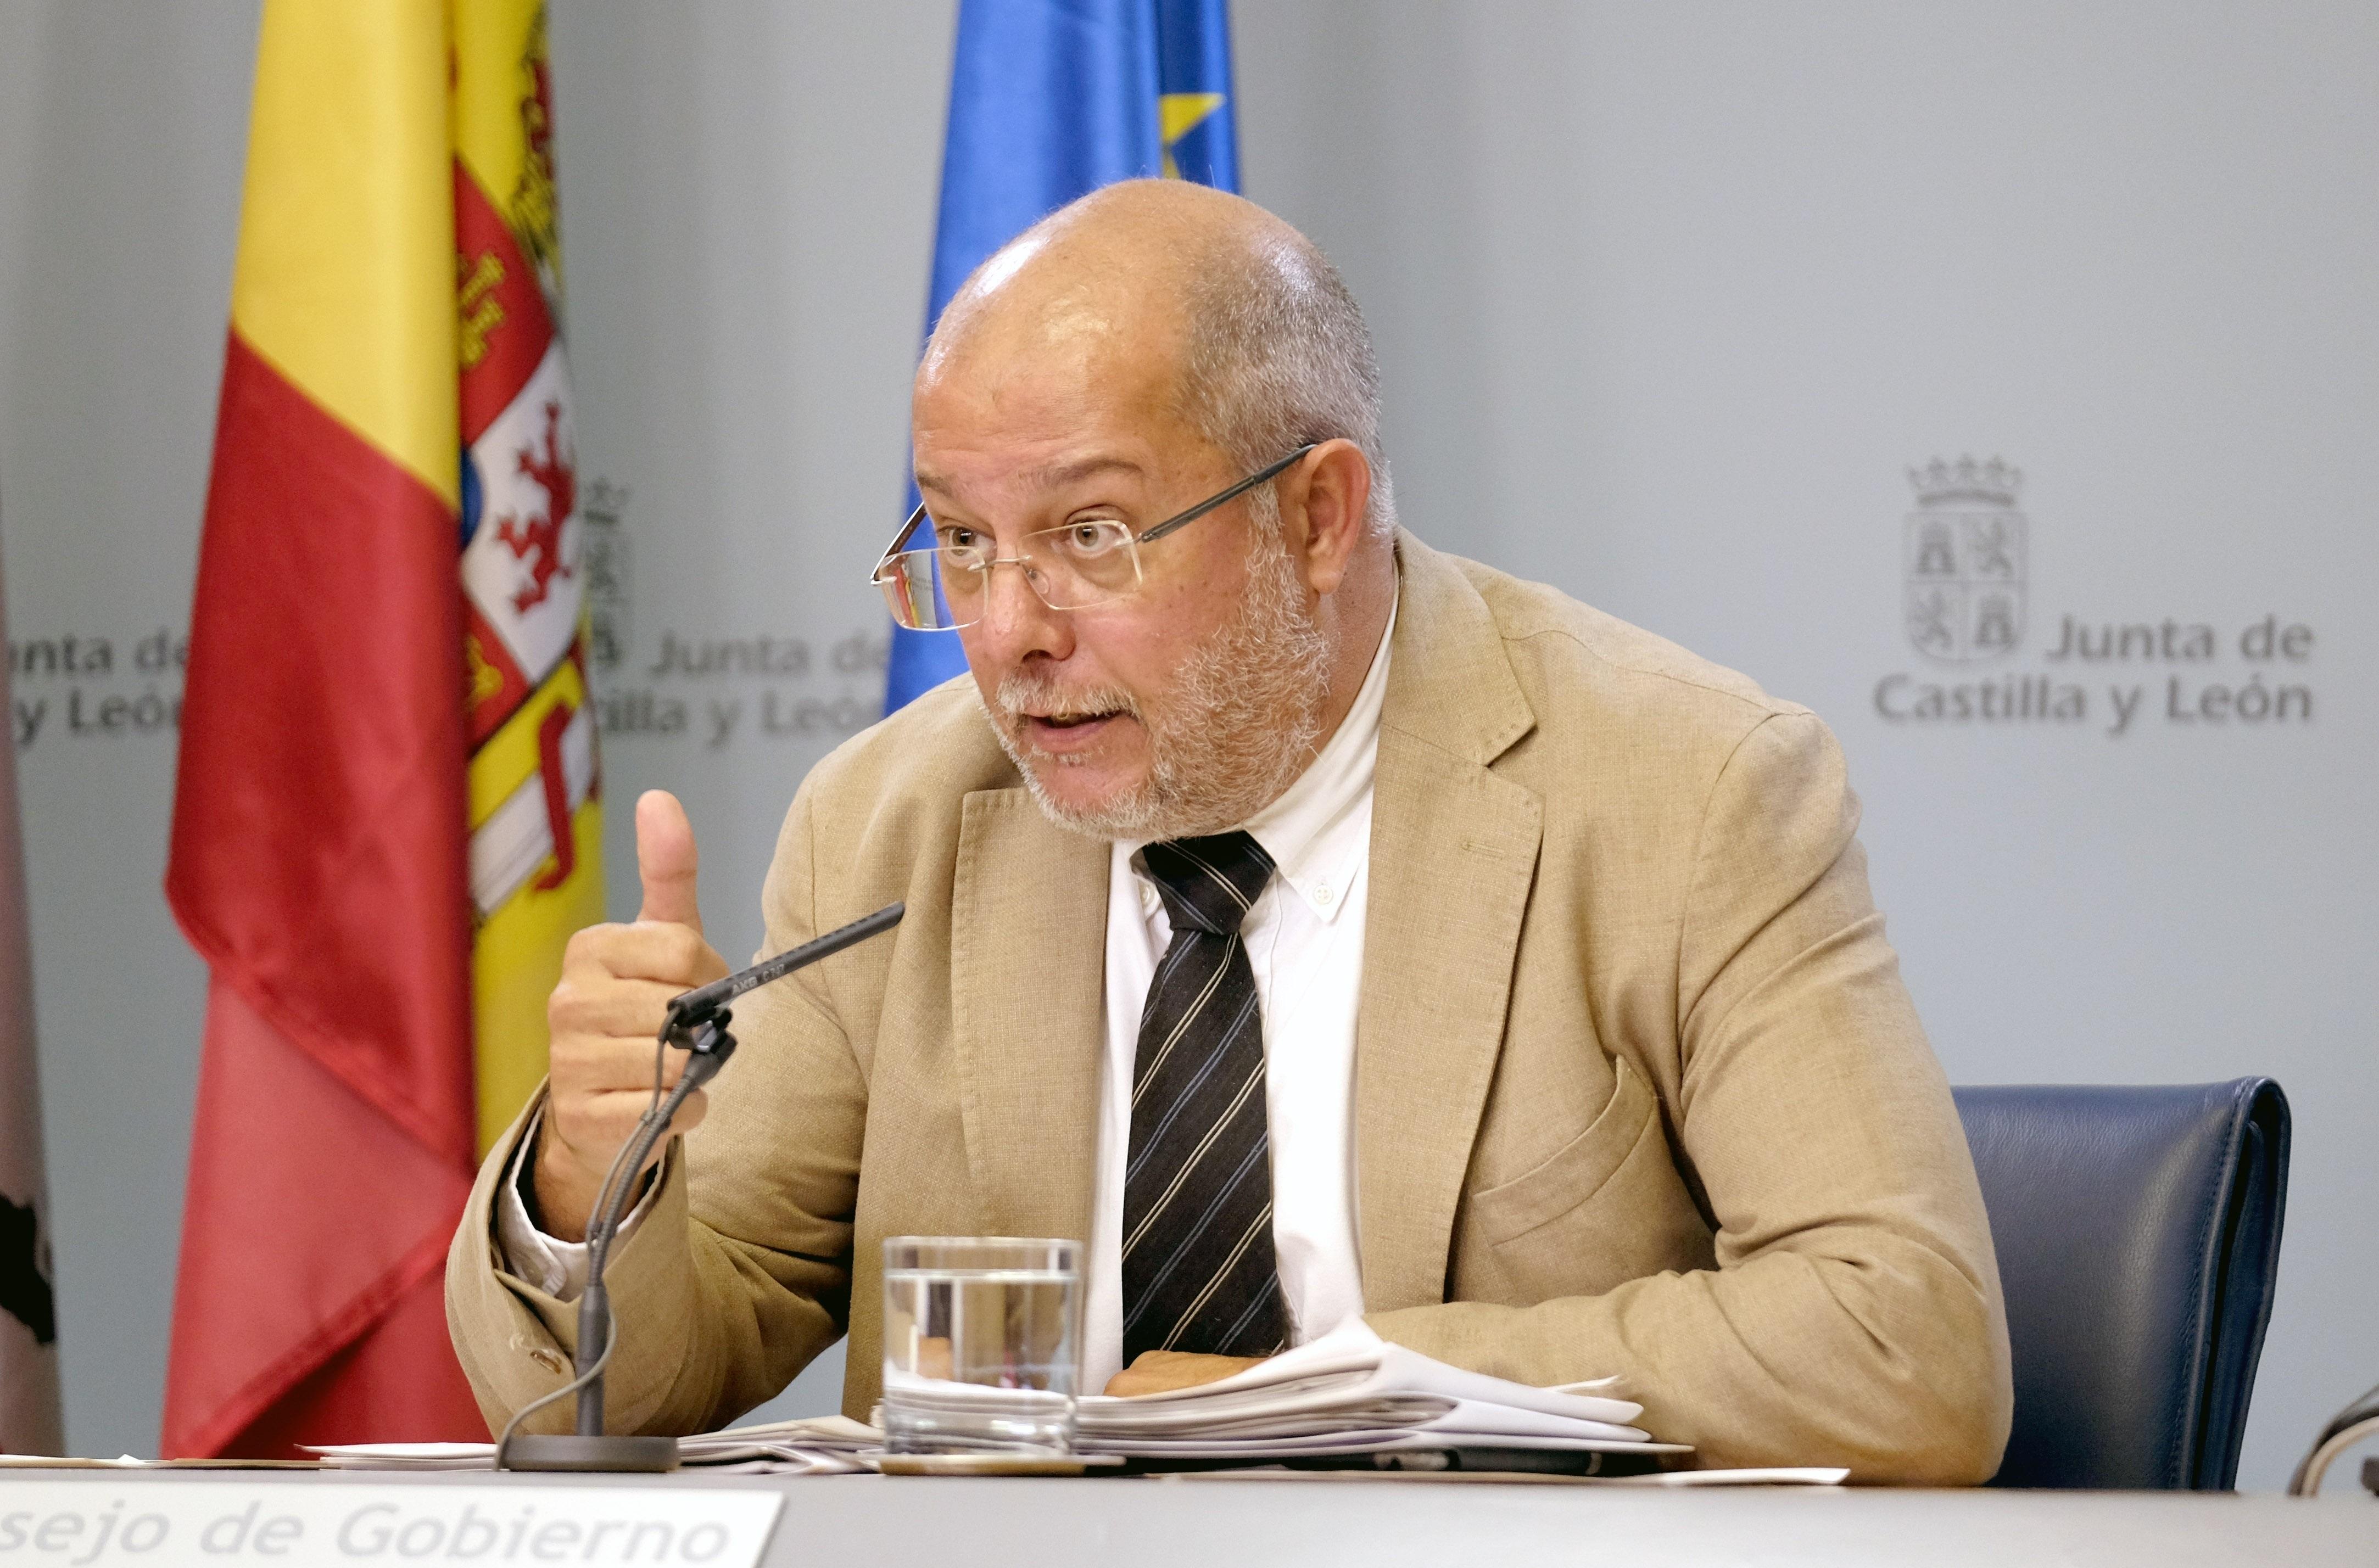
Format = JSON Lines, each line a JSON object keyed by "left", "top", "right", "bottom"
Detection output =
{"left": 869, "top": 443, "right": 1320, "bottom": 626}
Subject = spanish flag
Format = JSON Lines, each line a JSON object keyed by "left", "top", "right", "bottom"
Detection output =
{"left": 164, "top": 0, "right": 601, "bottom": 1458}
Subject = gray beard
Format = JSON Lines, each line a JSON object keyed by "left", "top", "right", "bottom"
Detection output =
{"left": 982, "top": 524, "right": 1331, "bottom": 842}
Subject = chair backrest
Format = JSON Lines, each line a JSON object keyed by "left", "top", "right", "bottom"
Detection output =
{"left": 1952, "top": 1079, "right": 2289, "bottom": 1489}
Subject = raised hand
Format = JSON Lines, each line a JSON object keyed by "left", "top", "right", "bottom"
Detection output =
{"left": 532, "top": 789, "right": 730, "bottom": 1241}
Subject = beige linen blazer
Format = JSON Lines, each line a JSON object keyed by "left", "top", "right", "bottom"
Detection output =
{"left": 447, "top": 534, "right": 2013, "bottom": 1482}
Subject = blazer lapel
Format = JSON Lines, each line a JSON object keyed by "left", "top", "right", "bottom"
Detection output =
{"left": 1356, "top": 536, "right": 1542, "bottom": 1311}
{"left": 950, "top": 788, "right": 1110, "bottom": 1244}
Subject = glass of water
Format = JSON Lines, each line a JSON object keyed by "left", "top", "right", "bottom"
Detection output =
{"left": 881, "top": 1236, "right": 1082, "bottom": 1455}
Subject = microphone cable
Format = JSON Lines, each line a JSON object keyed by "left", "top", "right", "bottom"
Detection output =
{"left": 492, "top": 1029, "right": 702, "bottom": 1468}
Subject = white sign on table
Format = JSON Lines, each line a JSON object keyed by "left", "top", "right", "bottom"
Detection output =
{"left": 0, "top": 1482, "right": 782, "bottom": 1567}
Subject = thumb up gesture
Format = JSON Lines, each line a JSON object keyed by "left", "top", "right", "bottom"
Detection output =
{"left": 535, "top": 789, "right": 730, "bottom": 1241}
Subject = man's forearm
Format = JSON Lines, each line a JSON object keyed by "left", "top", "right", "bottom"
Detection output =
{"left": 1366, "top": 1236, "right": 2008, "bottom": 1483}
{"left": 494, "top": 1107, "right": 659, "bottom": 1301}
{"left": 528, "top": 1123, "right": 602, "bottom": 1245}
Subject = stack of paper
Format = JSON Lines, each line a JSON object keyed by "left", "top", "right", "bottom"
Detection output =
{"left": 305, "top": 1443, "right": 487, "bottom": 1472}
{"left": 308, "top": 1415, "right": 879, "bottom": 1475}
{"left": 1071, "top": 1319, "right": 1690, "bottom": 1463}
{"left": 310, "top": 1325, "right": 1848, "bottom": 1480}
{"left": 678, "top": 1414, "right": 881, "bottom": 1473}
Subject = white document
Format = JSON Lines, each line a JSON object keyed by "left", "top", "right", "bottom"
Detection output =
{"left": 1071, "top": 1319, "right": 1690, "bottom": 1460}
{"left": 318, "top": 1324, "right": 1710, "bottom": 1474}
{"left": 1586, "top": 1466, "right": 1849, "bottom": 1486}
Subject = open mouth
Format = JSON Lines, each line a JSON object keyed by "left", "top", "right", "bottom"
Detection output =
{"left": 1023, "top": 709, "right": 1126, "bottom": 750}
{"left": 995, "top": 674, "right": 1141, "bottom": 757}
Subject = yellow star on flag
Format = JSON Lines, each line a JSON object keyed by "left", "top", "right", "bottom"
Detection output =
{"left": 1159, "top": 92, "right": 1226, "bottom": 180}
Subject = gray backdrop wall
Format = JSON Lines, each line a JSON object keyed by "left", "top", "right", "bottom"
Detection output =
{"left": 0, "top": 1, "right": 2368, "bottom": 1489}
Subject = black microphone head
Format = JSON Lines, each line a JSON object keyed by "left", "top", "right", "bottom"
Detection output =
{"left": 660, "top": 900, "right": 906, "bottom": 1042}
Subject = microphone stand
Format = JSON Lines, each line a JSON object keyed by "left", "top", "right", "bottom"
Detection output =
{"left": 498, "top": 901, "right": 906, "bottom": 1472}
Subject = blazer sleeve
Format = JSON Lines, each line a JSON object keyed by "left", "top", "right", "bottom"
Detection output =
{"left": 444, "top": 781, "right": 864, "bottom": 1438}
{"left": 1367, "top": 710, "right": 2014, "bottom": 1483}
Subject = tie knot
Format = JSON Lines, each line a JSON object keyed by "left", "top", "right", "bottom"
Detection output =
{"left": 1141, "top": 832, "right": 1274, "bottom": 936}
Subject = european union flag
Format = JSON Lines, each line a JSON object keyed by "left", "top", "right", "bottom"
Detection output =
{"left": 883, "top": 0, "right": 1241, "bottom": 714}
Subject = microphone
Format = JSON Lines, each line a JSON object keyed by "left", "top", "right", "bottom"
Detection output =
{"left": 497, "top": 900, "right": 906, "bottom": 1472}
{"left": 662, "top": 900, "right": 908, "bottom": 1033}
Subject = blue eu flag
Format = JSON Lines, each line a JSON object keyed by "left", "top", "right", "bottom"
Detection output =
{"left": 882, "top": 0, "right": 1241, "bottom": 714}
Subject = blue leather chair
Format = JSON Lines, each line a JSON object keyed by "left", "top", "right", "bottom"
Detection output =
{"left": 1952, "top": 1079, "right": 2289, "bottom": 1489}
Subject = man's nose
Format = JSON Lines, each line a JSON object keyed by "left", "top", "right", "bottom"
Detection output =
{"left": 971, "top": 559, "right": 1074, "bottom": 667}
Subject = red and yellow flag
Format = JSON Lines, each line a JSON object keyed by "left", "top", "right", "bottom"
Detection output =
{"left": 164, "top": 0, "right": 600, "bottom": 1457}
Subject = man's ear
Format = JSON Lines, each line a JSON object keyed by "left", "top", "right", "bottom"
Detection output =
{"left": 1288, "top": 439, "right": 1373, "bottom": 596}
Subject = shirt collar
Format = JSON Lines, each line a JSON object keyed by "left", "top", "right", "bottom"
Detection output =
{"left": 1121, "top": 595, "right": 1398, "bottom": 927}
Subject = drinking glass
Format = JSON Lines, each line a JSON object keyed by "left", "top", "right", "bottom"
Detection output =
{"left": 881, "top": 1236, "right": 1082, "bottom": 1455}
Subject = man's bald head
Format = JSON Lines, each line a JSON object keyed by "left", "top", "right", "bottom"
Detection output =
{"left": 920, "top": 180, "right": 1394, "bottom": 536}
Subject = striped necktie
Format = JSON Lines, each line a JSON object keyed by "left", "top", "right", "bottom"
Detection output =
{"left": 1122, "top": 831, "right": 1287, "bottom": 1363}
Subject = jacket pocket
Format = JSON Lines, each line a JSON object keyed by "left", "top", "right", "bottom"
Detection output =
{"left": 1467, "top": 1056, "right": 1658, "bottom": 1251}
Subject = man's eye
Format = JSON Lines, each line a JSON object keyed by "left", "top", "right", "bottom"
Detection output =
{"left": 938, "top": 529, "right": 984, "bottom": 556}
{"left": 1062, "top": 522, "right": 1127, "bottom": 555}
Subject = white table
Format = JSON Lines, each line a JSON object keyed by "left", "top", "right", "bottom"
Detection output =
{"left": 10, "top": 1469, "right": 2374, "bottom": 1567}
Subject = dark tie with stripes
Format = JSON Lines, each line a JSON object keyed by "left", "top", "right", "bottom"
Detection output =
{"left": 1122, "top": 831, "right": 1287, "bottom": 1364}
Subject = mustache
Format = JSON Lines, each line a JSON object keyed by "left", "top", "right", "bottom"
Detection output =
{"left": 992, "top": 668, "right": 1144, "bottom": 726}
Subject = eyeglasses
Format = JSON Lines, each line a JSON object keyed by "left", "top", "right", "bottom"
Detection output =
{"left": 870, "top": 445, "right": 1317, "bottom": 631}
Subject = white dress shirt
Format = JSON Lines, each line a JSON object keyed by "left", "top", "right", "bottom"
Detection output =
{"left": 1083, "top": 603, "right": 1393, "bottom": 1388}
{"left": 502, "top": 604, "right": 1397, "bottom": 1396}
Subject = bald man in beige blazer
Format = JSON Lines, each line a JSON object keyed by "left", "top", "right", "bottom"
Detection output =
{"left": 448, "top": 184, "right": 2011, "bottom": 1483}
{"left": 450, "top": 529, "right": 2011, "bottom": 1481}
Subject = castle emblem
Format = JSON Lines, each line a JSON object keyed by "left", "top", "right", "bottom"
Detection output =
{"left": 1905, "top": 455, "right": 2026, "bottom": 663}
